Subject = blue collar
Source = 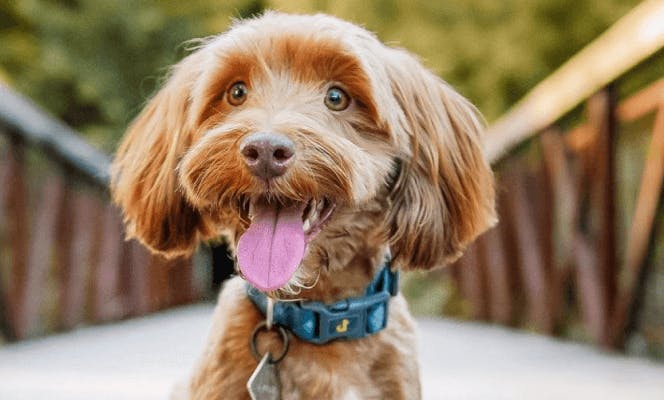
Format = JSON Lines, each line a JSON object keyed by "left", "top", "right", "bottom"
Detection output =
{"left": 246, "top": 260, "right": 399, "bottom": 345}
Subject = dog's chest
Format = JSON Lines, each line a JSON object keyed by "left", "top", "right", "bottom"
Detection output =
{"left": 341, "top": 388, "right": 364, "bottom": 400}
{"left": 276, "top": 356, "right": 381, "bottom": 400}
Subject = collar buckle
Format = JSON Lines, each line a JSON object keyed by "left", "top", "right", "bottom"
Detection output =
{"left": 299, "top": 290, "right": 390, "bottom": 344}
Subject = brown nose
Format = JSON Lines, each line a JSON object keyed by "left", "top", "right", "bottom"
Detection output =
{"left": 240, "top": 132, "right": 295, "bottom": 179}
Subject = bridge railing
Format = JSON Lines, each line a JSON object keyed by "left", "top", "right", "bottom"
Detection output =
{"left": 447, "top": 0, "right": 664, "bottom": 348}
{"left": 0, "top": 85, "right": 206, "bottom": 341}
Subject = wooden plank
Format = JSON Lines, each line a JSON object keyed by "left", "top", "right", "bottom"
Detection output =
{"left": 586, "top": 89, "right": 618, "bottom": 347}
{"left": 480, "top": 224, "right": 513, "bottom": 325}
{"left": 54, "top": 176, "right": 73, "bottom": 331}
{"left": 533, "top": 156, "right": 555, "bottom": 307}
{"left": 83, "top": 196, "right": 105, "bottom": 322}
{"left": 611, "top": 105, "right": 664, "bottom": 346}
{"left": 616, "top": 77, "right": 664, "bottom": 122}
{"left": 0, "top": 140, "right": 13, "bottom": 338}
{"left": 455, "top": 244, "right": 488, "bottom": 320}
{"left": 22, "top": 175, "right": 66, "bottom": 337}
{"left": 59, "top": 190, "right": 98, "bottom": 329}
{"left": 573, "top": 234, "right": 606, "bottom": 342}
{"left": 564, "top": 124, "right": 593, "bottom": 154}
{"left": 5, "top": 138, "right": 29, "bottom": 340}
{"left": 0, "top": 140, "right": 9, "bottom": 225}
{"left": 125, "top": 240, "right": 151, "bottom": 316}
{"left": 540, "top": 130, "right": 580, "bottom": 324}
{"left": 622, "top": 106, "right": 664, "bottom": 287}
{"left": 169, "top": 256, "right": 195, "bottom": 307}
{"left": 502, "top": 165, "right": 554, "bottom": 333}
{"left": 489, "top": 186, "right": 525, "bottom": 324}
{"left": 148, "top": 254, "right": 171, "bottom": 312}
{"left": 0, "top": 84, "right": 110, "bottom": 188}
{"left": 92, "top": 205, "right": 124, "bottom": 322}
{"left": 485, "top": 0, "right": 664, "bottom": 162}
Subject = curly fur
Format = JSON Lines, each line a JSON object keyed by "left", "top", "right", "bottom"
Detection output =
{"left": 111, "top": 12, "right": 496, "bottom": 400}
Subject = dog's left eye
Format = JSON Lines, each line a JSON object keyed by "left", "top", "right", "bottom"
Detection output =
{"left": 227, "top": 82, "right": 248, "bottom": 106}
{"left": 324, "top": 87, "right": 350, "bottom": 111}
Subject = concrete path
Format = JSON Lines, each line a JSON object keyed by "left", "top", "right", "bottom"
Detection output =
{"left": 1, "top": 304, "right": 663, "bottom": 399}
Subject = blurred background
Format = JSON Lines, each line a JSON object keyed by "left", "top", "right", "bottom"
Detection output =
{"left": 1, "top": 0, "right": 664, "bottom": 397}
{"left": 0, "top": 0, "right": 649, "bottom": 148}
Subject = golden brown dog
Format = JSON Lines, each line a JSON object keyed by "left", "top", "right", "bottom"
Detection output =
{"left": 111, "top": 12, "right": 495, "bottom": 399}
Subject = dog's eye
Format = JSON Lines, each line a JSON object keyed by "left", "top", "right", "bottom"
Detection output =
{"left": 324, "top": 87, "right": 350, "bottom": 111}
{"left": 227, "top": 82, "right": 248, "bottom": 106}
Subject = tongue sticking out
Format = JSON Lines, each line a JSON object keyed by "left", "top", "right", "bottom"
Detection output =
{"left": 237, "top": 202, "right": 306, "bottom": 291}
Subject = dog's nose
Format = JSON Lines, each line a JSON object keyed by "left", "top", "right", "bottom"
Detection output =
{"left": 240, "top": 132, "right": 295, "bottom": 179}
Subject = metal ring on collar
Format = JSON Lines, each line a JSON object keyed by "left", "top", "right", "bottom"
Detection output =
{"left": 250, "top": 321, "right": 289, "bottom": 364}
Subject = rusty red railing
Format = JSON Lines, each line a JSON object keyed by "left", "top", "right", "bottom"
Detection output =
{"left": 447, "top": 0, "right": 664, "bottom": 349}
{"left": 451, "top": 81, "right": 664, "bottom": 348}
{"left": 0, "top": 86, "right": 205, "bottom": 341}
{"left": 2, "top": 1, "right": 662, "bottom": 351}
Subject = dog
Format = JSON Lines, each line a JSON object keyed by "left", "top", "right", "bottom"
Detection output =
{"left": 111, "top": 11, "right": 495, "bottom": 399}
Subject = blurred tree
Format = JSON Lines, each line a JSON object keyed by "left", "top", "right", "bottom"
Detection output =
{"left": 0, "top": 0, "right": 645, "bottom": 147}
{"left": 0, "top": 0, "right": 265, "bottom": 149}
{"left": 270, "top": 0, "right": 642, "bottom": 120}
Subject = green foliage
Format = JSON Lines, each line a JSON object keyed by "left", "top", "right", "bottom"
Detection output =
{"left": 401, "top": 270, "right": 471, "bottom": 318}
{"left": 0, "top": 0, "right": 265, "bottom": 149}
{"left": 0, "top": 0, "right": 644, "bottom": 148}
{"left": 271, "top": 0, "right": 641, "bottom": 120}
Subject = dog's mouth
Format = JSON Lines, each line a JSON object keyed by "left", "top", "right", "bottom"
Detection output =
{"left": 236, "top": 197, "right": 336, "bottom": 291}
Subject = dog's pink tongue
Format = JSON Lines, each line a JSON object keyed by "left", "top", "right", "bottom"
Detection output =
{"left": 237, "top": 203, "right": 305, "bottom": 291}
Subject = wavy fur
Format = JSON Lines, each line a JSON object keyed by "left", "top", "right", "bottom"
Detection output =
{"left": 111, "top": 12, "right": 496, "bottom": 399}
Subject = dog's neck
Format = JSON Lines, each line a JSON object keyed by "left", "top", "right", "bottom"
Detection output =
{"left": 297, "top": 244, "right": 389, "bottom": 303}
{"left": 262, "top": 199, "right": 391, "bottom": 304}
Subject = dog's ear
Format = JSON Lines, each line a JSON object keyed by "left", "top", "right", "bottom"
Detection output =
{"left": 111, "top": 53, "right": 215, "bottom": 257}
{"left": 385, "top": 50, "right": 496, "bottom": 270}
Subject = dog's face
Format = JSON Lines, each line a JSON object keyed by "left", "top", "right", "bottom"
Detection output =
{"left": 111, "top": 12, "right": 496, "bottom": 293}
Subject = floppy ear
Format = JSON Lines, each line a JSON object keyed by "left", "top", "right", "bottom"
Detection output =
{"left": 110, "top": 53, "right": 215, "bottom": 257}
{"left": 385, "top": 50, "right": 496, "bottom": 270}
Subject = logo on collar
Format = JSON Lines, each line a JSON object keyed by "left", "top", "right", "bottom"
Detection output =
{"left": 246, "top": 261, "right": 399, "bottom": 345}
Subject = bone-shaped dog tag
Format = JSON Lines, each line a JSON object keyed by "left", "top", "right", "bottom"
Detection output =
{"left": 247, "top": 353, "right": 281, "bottom": 400}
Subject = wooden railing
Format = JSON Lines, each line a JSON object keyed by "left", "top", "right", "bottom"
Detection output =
{"left": 0, "top": 85, "right": 205, "bottom": 341}
{"left": 448, "top": 1, "right": 664, "bottom": 348}
{"left": 2, "top": 2, "right": 662, "bottom": 350}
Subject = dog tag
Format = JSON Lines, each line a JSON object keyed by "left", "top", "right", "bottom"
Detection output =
{"left": 247, "top": 353, "right": 281, "bottom": 400}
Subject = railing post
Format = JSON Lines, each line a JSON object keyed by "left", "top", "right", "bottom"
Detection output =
{"left": 92, "top": 205, "right": 124, "bottom": 322}
{"left": 455, "top": 242, "right": 488, "bottom": 321}
{"left": 502, "top": 162, "right": 555, "bottom": 333}
{"left": 540, "top": 129, "right": 578, "bottom": 326}
{"left": 612, "top": 103, "right": 664, "bottom": 346}
{"left": 480, "top": 223, "right": 514, "bottom": 325}
{"left": 584, "top": 87, "right": 618, "bottom": 347}
{"left": 0, "top": 135, "right": 13, "bottom": 339}
{"left": 58, "top": 188, "right": 99, "bottom": 330}
{"left": 22, "top": 173, "right": 67, "bottom": 337}
{"left": 4, "top": 135, "right": 29, "bottom": 340}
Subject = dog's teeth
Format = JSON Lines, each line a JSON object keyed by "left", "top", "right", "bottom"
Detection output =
{"left": 303, "top": 219, "right": 311, "bottom": 232}
{"left": 307, "top": 199, "right": 316, "bottom": 220}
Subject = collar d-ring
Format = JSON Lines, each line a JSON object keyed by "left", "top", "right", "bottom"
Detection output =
{"left": 250, "top": 320, "right": 290, "bottom": 364}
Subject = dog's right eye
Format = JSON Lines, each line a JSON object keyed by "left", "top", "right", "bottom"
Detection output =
{"left": 325, "top": 87, "right": 350, "bottom": 111}
{"left": 227, "top": 82, "right": 248, "bottom": 106}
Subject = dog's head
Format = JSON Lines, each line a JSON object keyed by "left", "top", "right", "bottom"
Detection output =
{"left": 111, "top": 12, "right": 496, "bottom": 292}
